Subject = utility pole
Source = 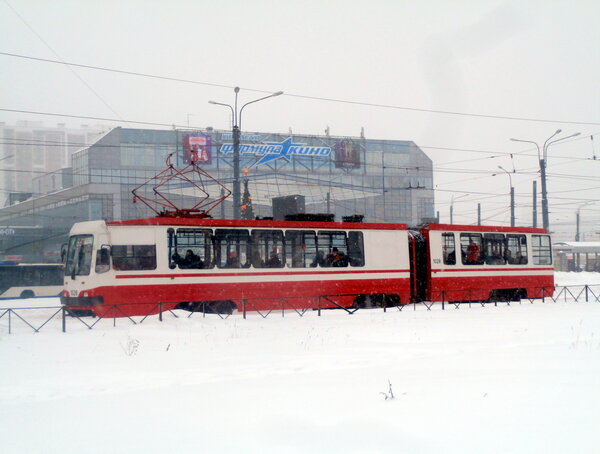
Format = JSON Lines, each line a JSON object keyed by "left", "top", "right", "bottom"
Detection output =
{"left": 497, "top": 165, "right": 514, "bottom": 227}
{"left": 510, "top": 186, "right": 515, "bottom": 227}
{"left": 449, "top": 194, "right": 468, "bottom": 224}
{"left": 576, "top": 210, "right": 581, "bottom": 270}
{"left": 477, "top": 203, "right": 481, "bottom": 226}
{"left": 232, "top": 121, "right": 241, "bottom": 218}
{"left": 539, "top": 154, "right": 549, "bottom": 230}
{"left": 532, "top": 181, "right": 537, "bottom": 228}
{"left": 381, "top": 152, "right": 386, "bottom": 221}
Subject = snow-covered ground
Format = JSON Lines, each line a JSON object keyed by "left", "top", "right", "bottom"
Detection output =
{"left": 1, "top": 273, "right": 599, "bottom": 453}
{"left": 556, "top": 271, "right": 600, "bottom": 286}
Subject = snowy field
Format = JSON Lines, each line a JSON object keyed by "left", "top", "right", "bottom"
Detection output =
{"left": 1, "top": 272, "right": 600, "bottom": 453}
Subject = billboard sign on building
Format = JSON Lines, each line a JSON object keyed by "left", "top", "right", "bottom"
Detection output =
{"left": 183, "top": 134, "right": 212, "bottom": 164}
{"left": 219, "top": 137, "right": 331, "bottom": 167}
{"left": 334, "top": 139, "right": 360, "bottom": 169}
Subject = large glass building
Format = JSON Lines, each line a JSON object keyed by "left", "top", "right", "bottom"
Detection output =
{"left": 0, "top": 126, "right": 434, "bottom": 261}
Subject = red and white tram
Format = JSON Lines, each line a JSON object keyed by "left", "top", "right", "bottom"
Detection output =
{"left": 61, "top": 217, "right": 412, "bottom": 317}
{"left": 415, "top": 224, "right": 554, "bottom": 303}
{"left": 60, "top": 217, "right": 554, "bottom": 317}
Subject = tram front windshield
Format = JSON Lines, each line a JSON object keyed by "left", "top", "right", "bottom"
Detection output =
{"left": 65, "top": 235, "right": 94, "bottom": 277}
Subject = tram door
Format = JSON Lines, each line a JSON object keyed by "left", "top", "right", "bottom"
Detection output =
{"left": 408, "top": 231, "right": 427, "bottom": 303}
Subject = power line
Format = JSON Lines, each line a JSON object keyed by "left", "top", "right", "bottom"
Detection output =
{"left": 2, "top": 113, "right": 596, "bottom": 172}
{"left": 2, "top": 51, "right": 599, "bottom": 126}
{"left": 2, "top": 6, "right": 125, "bottom": 123}
{"left": 437, "top": 133, "right": 599, "bottom": 167}
{"left": 0, "top": 108, "right": 181, "bottom": 128}
{"left": 0, "top": 51, "right": 235, "bottom": 91}
{"left": 0, "top": 136, "right": 534, "bottom": 176}
{"left": 1, "top": 140, "right": 598, "bottom": 198}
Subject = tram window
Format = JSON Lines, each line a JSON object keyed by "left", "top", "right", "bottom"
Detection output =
{"left": 460, "top": 233, "right": 483, "bottom": 265}
{"left": 95, "top": 247, "right": 110, "bottom": 273}
{"left": 252, "top": 230, "right": 284, "bottom": 268}
{"left": 112, "top": 245, "right": 156, "bottom": 271}
{"left": 317, "top": 231, "right": 348, "bottom": 267}
{"left": 442, "top": 233, "right": 456, "bottom": 265}
{"left": 484, "top": 234, "right": 506, "bottom": 265}
{"left": 171, "top": 229, "right": 213, "bottom": 269}
{"left": 506, "top": 235, "right": 527, "bottom": 264}
{"left": 347, "top": 232, "right": 365, "bottom": 267}
{"left": 532, "top": 235, "right": 552, "bottom": 265}
{"left": 214, "top": 229, "right": 250, "bottom": 268}
{"left": 285, "top": 230, "right": 317, "bottom": 268}
{"left": 65, "top": 235, "right": 94, "bottom": 276}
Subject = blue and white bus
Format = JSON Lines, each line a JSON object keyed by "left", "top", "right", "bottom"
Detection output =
{"left": 0, "top": 263, "right": 64, "bottom": 299}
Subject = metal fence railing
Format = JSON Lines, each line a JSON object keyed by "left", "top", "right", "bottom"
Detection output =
{"left": 1, "top": 284, "right": 599, "bottom": 334}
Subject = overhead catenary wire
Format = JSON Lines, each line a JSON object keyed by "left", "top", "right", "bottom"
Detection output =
{"left": 3, "top": 133, "right": 598, "bottom": 178}
{"left": 1, "top": 8, "right": 126, "bottom": 124}
{"left": 0, "top": 96, "right": 597, "bottom": 233}
{"left": 0, "top": 108, "right": 182, "bottom": 129}
{"left": 1, "top": 134, "right": 598, "bottom": 204}
{"left": 1, "top": 51, "right": 599, "bottom": 127}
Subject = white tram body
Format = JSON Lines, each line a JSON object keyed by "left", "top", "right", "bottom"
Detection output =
{"left": 61, "top": 218, "right": 411, "bottom": 316}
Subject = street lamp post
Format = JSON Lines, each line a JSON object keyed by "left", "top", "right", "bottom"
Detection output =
{"left": 209, "top": 87, "right": 283, "bottom": 219}
{"left": 496, "top": 165, "right": 515, "bottom": 227}
{"left": 510, "top": 130, "right": 580, "bottom": 231}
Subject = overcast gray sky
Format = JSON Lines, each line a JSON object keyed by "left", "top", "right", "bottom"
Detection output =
{"left": 1, "top": 0, "right": 598, "bottom": 239}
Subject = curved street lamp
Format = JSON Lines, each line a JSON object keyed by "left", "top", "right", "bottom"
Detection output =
{"left": 209, "top": 87, "right": 283, "bottom": 219}
{"left": 510, "top": 130, "right": 579, "bottom": 231}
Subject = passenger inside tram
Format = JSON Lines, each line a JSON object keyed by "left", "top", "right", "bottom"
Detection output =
{"left": 265, "top": 246, "right": 282, "bottom": 268}
{"left": 173, "top": 249, "right": 203, "bottom": 269}
{"left": 225, "top": 251, "right": 240, "bottom": 268}
{"left": 311, "top": 250, "right": 325, "bottom": 267}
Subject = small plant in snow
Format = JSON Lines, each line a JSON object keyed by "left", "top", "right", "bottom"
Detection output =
{"left": 570, "top": 320, "right": 583, "bottom": 350}
{"left": 121, "top": 336, "right": 140, "bottom": 356}
{"left": 380, "top": 380, "right": 395, "bottom": 400}
{"left": 570, "top": 320, "right": 599, "bottom": 351}
{"left": 301, "top": 326, "right": 315, "bottom": 350}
